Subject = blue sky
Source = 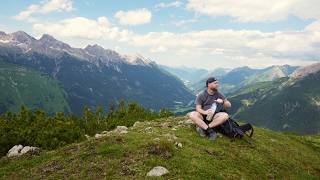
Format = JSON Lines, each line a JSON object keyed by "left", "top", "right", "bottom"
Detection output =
{"left": 1, "top": 0, "right": 320, "bottom": 69}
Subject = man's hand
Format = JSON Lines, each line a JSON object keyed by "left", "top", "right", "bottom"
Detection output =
{"left": 215, "top": 98, "right": 224, "bottom": 104}
{"left": 216, "top": 98, "right": 232, "bottom": 108}
{"left": 204, "top": 109, "right": 214, "bottom": 115}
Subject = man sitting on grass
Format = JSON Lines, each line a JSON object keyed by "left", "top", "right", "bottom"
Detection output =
{"left": 189, "top": 77, "right": 231, "bottom": 140}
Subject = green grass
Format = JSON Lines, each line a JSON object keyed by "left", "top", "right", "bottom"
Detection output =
{"left": 0, "top": 116, "right": 319, "bottom": 179}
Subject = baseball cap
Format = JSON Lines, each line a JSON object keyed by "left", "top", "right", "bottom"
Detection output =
{"left": 206, "top": 77, "right": 217, "bottom": 87}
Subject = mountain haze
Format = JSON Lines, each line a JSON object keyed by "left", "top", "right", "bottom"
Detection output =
{"left": 191, "top": 65, "right": 299, "bottom": 94}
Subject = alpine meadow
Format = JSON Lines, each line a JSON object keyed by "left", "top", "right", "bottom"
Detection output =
{"left": 1, "top": 0, "right": 320, "bottom": 179}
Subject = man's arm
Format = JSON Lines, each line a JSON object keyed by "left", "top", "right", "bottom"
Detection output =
{"left": 217, "top": 92, "right": 231, "bottom": 109}
{"left": 196, "top": 104, "right": 208, "bottom": 115}
{"left": 223, "top": 99, "right": 231, "bottom": 109}
{"left": 215, "top": 98, "right": 231, "bottom": 109}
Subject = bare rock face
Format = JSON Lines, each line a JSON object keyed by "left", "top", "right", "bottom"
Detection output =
{"left": 95, "top": 133, "right": 107, "bottom": 139}
{"left": 115, "top": 126, "right": 128, "bottom": 134}
{"left": 175, "top": 142, "right": 183, "bottom": 148}
{"left": 133, "top": 121, "right": 142, "bottom": 127}
{"left": 94, "top": 126, "right": 128, "bottom": 139}
{"left": 7, "top": 145, "right": 23, "bottom": 157}
{"left": 290, "top": 62, "right": 320, "bottom": 79}
{"left": 20, "top": 146, "right": 40, "bottom": 155}
{"left": 7, "top": 145, "right": 40, "bottom": 157}
{"left": 145, "top": 127, "right": 153, "bottom": 133}
{"left": 146, "top": 166, "right": 169, "bottom": 177}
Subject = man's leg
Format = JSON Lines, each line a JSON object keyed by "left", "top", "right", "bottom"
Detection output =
{"left": 188, "top": 111, "right": 209, "bottom": 130}
{"left": 208, "top": 112, "right": 229, "bottom": 128}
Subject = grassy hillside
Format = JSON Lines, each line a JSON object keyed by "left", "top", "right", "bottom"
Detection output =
{"left": 229, "top": 71, "right": 320, "bottom": 134}
{"left": 0, "top": 60, "right": 70, "bottom": 114}
{"left": 1, "top": 116, "right": 319, "bottom": 179}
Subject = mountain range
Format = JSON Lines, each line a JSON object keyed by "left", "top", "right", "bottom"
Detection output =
{"left": 168, "top": 60, "right": 319, "bottom": 134}
{"left": 1, "top": 30, "right": 319, "bottom": 134}
{"left": 191, "top": 65, "right": 299, "bottom": 95}
{"left": 228, "top": 63, "right": 320, "bottom": 134}
{"left": 0, "top": 31, "right": 194, "bottom": 115}
{"left": 159, "top": 65, "right": 230, "bottom": 89}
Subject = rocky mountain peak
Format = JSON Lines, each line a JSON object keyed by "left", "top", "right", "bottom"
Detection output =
{"left": 84, "top": 44, "right": 118, "bottom": 57}
{"left": 84, "top": 44, "right": 125, "bottom": 65}
{"left": 10, "top": 31, "right": 36, "bottom": 45}
{"left": 38, "top": 34, "right": 71, "bottom": 50}
{"left": 85, "top": 44, "right": 104, "bottom": 53}
{"left": 0, "top": 30, "right": 156, "bottom": 67}
{"left": 123, "top": 53, "right": 155, "bottom": 66}
{"left": 39, "top": 34, "right": 56, "bottom": 42}
{"left": 290, "top": 62, "right": 320, "bottom": 79}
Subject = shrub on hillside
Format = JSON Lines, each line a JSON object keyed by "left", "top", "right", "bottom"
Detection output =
{"left": 0, "top": 101, "right": 174, "bottom": 156}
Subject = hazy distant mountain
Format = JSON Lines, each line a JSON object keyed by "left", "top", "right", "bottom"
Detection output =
{"left": 241, "top": 65, "right": 298, "bottom": 87}
{"left": 159, "top": 65, "right": 231, "bottom": 93}
{"left": 191, "top": 65, "right": 299, "bottom": 95}
{"left": 158, "top": 65, "right": 208, "bottom": 84}
{"left": 199, "top": 68, "right": 230, "bottom": 80}
{"left": 228, "top": 62, "right": 320, "bottom": 134}
{"left": 0, "top": 31, "right": 195, "bottom": 115}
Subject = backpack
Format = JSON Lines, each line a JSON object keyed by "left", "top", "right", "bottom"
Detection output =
{"left": 214, "top": 118, "right": 254, "bottom": 139}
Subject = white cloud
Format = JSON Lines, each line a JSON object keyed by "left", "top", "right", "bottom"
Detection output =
{"left": 31, "top": 15, "right": 320, "bottom": 68}
{"left": 150, "top": 46, "right": 167, "bottom": 53}
{"left": 13, "top": 0, "right": 73, "bottom": 21}
{"left": 305, "top": 20, "right": 320, "bottom": 32}
{"left": 131, "top": 27, "right": 320, "bottom": 63}
{"left": 114, "top": 9, "right": 152, "bottom": 26}
{"left": 155, "top": 1, "right": 183, "bottom": 9}
{"left": 186, "top": 0, "right": 320, "bottom": 22}
{"left": 33, "top": 16, "right": 133, "bottom": 41}
{"left": 173, "top": 18, "right": 198, "bottom": 27}
{"left": 39, "top": 0, "right": 73, "bottom": 13}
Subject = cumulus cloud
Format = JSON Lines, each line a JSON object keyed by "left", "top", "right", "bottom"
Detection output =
{"left": 33, "top": 16, "right": 133, "bottom": 41}
{"left": 32, "top": 14, "right": 320, "bottom": 66}
{"left": 155, "top": 1, "right": 183, "bottom": 9}
{"left": 114, "top": 9, "right": 152, "bottom": 26}
{"left": 13, "top": 0, "right": 73, "bottom": 21}
{"left": 133, "top": 28, "right": 320, "bottom": 63}
{"left": 173, "top": 18, "right": 198, "bottom": 27}
{"left": 186, "top": 0, "right": 320, "bottom": 22}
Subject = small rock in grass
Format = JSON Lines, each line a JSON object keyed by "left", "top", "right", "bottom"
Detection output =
{"left": 7, "top": 145, "right": 23, "bottom": 157}
{"left": 95, "top": 133, "right": 106, "bottom": 139}
{"left": 147, "top": 166, "right": 169, "bottom": 176}
{"left": 145, "top": 127, "right": 153, "bottom": 133}
{"left": 7, "top": 145, "right": 40, "bottom": 157}
{"left": 175, "top": 142, "right": 183, "bottom": 148}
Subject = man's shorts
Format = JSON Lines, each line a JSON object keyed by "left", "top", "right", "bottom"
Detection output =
{"left": 202, "top": 114, "right": 212, "bottom": 124}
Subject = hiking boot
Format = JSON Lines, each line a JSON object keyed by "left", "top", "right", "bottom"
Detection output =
{"left": 206, "top": 128, "right": 217, "bottom": 141}
{"left": 196, "top": 127, "right": 206, "bottom": 137}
